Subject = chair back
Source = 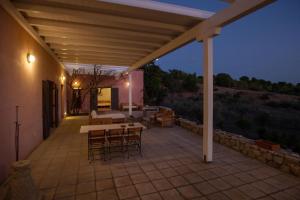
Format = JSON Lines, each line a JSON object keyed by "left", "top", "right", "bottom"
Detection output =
{"left": 127, "top": 127, "right": 143, "bottom": 137}
{"left": 88, "top": 130, "right": 106, "bottom": 144}
{"left": 108, "top": 128, "right": 124, "bottom": 137}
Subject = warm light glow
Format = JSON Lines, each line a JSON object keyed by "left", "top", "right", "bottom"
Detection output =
{"left": 27, "top": 53, "right": 36, "bottom": 63}
{"left": 64, "top": 112, "right": 67, "bottom": 115}
{"left": 126, "top": 81, "right": 130, "bottom": 87}
{"left": 60, "top": 75, "right": 66, "bottom": 84}
{"left": 72, "top": 81, "right": 80, "bottom": 89}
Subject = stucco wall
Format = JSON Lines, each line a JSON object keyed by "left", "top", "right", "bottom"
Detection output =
{"left": 0, "top": 8, "right": 66, "bottom": 183}
{"left": 78, "top": 70, "right": 144, "bottom": 113}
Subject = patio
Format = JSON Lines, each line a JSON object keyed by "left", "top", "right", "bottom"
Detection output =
{"left": 29, "top": 116, "right": 300, "bottom": 200}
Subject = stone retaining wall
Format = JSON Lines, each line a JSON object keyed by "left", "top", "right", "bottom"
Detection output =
{"left": 175, "top": 118, "right": 300, "bottom": 176}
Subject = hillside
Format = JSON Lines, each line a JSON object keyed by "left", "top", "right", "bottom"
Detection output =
{"left": 142, "top": 62, "right": 300, "bottom": 153}
{"left": 162, "top": 85, "right": 300, "bottom": 153}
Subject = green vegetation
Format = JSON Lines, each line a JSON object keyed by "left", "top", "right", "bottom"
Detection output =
{"left": 143, "top": 63, "right": 300, "bottom": 153}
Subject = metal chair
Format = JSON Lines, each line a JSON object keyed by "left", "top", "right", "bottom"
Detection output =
{"left": 107, "top": 128, "right": 125, "bottom": 159}
{"left": 88, "top": 130, "right": 106, "bottom": 161}
{"left": 125, "top": 127, "right": 143, "bottom": 158}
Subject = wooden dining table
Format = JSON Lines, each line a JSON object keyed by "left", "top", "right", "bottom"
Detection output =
{"left": 80, "top": 122, "right": 146, "bottom": 134}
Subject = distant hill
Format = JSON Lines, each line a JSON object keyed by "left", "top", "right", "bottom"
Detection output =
{"left": 142, "top": 62, "right": 300, "bottom": 153}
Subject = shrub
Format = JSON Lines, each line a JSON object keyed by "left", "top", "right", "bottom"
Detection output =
{"left": 236, "top": 119, "right": 252, "bottom": 130}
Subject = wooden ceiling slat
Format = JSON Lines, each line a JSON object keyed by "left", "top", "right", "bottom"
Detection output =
{"left": 39, "top": 31, "right": 164, "bottom": 47}
{"left": 28, "top": 18, "right": 175, "bottom": 41}
{"left": 15, "top": 2, "right": 188, "bottom": 33}
{"left": 50, "top": 44, "right": 152, "bottom": 54}
{"left": 54, "top": 50, "right": 144, "bottom": 58}
{"left": 57, "top": 54, "right": 140, "bottom": 61}
{"left": 53, "top": 49, "right": 147, "bottom": 57}
{"left": 37, "top": 27, "right": 168, "bottom": 44}
{"left": 44, "top": 36, "right": 161, "bottom": 49}
{"left": 48, "top": 41, "right": 154, "bottom": 52}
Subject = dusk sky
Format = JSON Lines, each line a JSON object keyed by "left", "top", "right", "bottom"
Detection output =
{"left": 155, "top": 0, "right": 300, "bottom": 84}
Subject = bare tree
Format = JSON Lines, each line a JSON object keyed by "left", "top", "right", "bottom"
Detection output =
{"left": 66, "top": 65, "right": 127, "bottom": 114}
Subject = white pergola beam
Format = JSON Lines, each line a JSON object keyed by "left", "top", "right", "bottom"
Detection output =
{"left": 99, "top": 0, "right": 214, "bottom": 19}
{"left": 15, "top": 2, "right": 187, "bottom": 32}
{"left": 128, "top": 73, "right": 133, "bottom": 116}
{"left": 130, "top": 0, "right": 275, "bottom": 70}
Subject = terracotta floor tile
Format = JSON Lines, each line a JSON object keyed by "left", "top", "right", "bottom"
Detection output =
{"left": 76, "top": 192, "right": 96, "bottom": 200}
{"left": 183, "top": 173, "right": 204, "bottom": 184}
{"left": 141, "top": 193, "right": 162, "bottom": 200}
{"left": 96, "top": 179, "right": 114, "bottom": 191}
{"left": 177, "top": 185, "right": 202, "bottom": 199}
{"left": 208, "top": 178, "right": 231, "bottom": 191}
{"left": 222, "top": 188, "right": 250, "bottom": 200}
{"left": 238, "top": 184, "right": 265, "bottom": 199}
{"left": 135, "top": 182, "right": 156, "bottom": 195}
{"left": 160, "top": 189, "right": 184, "bottom": 200}
{"left": 130, "top": 173, "right": 150, "bottom": 184}
{"left": 145, "top": 171, "right": 164, "bottom": 181}
{"left": 27, "top": 117, "right": 300, "bottom": 200}
{"left": 117, "top": 185, "right": 138, "bottom": 199}
{"left": 114, "top": 175, "right": 132, "bottom": 187}
{"left": 97, "top": 189, "right": 119, "bottom": 200}
{"left": 152, "top": 179, "right": 173, "bottom": 191}
{"left": 76, "top": 181, "right": 95, "bottom": 195}
{"left": 168, "top": 176, "right": 189, "bottom": 187}
{"left": 194, "top": 181, "right": 217, "bottom": 195}
{"left": 160, "top": 168, "right": 178, "bottom": 178}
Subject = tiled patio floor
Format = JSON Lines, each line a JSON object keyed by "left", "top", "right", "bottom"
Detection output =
{"left": 28, "top": 116, "right": 300, "bottom": 200}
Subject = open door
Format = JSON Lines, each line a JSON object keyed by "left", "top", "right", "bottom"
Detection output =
{"left": 90, "top": 88, "right": 98, "bottom": 112}
{"left": 42, "top": 80, "right": 50, "bottom": 139}
{"left": 42, "top": 80, "right": 59, "bottom": 140}
{"left": 111, "top": 88, "right": 119, "bottom": 110}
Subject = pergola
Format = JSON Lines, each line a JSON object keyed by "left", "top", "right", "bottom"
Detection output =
{"left": 1, "top": 0, "right": 275, "bottom": 162}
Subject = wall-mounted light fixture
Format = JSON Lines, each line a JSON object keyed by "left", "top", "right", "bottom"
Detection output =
{"left": 27, "top": 53, "right": 36, "bottom": 63}
{"left": 60, "top": 75, "right": 66, "bottom": 84}
{"left": 72, "top": 81, "right": 80, "bottom": 89}
{"left": 125, "top": 81, "right": 130, "bottom": 87}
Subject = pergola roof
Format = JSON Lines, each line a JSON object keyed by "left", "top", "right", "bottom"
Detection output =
{"left": 1, "top": 0, "right": 275, "bottom": 71}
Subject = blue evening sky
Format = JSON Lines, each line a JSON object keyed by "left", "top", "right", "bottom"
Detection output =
{"left": 155, "top": 0, "right": 300, "bottom": 84}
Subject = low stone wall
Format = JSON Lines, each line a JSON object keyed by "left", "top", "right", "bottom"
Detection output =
{"left": 176, "top": 118, "right": 300, "bottom": 177}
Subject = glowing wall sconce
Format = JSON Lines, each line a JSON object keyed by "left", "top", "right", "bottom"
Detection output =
{"left": 60, "top": 75, "right": 66, "bottom": 84}
{"left": 27, "top": 53, "right": 36, "bottom": 63}
{"left": 125, "top": 81, "right": 130, "bottom": 87}
{"left": 72, "top": 81, "right": 80, "bottom": 89}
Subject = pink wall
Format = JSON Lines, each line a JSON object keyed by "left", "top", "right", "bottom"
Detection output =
{"left": 0, "top": 8, "right": 66, "bottom": 183}
{"left": 77, "top": 71, "right": 144, "bottom": 113}
{"left": 115, "top": 71, "right": 144, "bottom": 107}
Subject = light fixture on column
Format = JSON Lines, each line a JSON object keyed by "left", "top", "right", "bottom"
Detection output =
{"left": 27, "top": 53, "right": 36, "bottom": 63}
{"left": 125, "top": 81, "right": 130, "bottom": 87}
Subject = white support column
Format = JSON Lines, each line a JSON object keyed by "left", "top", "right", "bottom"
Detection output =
{"left": 128, "top": 73, "right": 133, "bottom": 116}
{"left": 203, "top": 37, "right": 214, "bottom": 162}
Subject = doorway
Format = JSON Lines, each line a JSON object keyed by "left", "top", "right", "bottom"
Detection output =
{"left": 42, "top": 80, "right": 58, "bottom": 139}
{"left": 97, "top": 88, "right": 111, "bottom": 111}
